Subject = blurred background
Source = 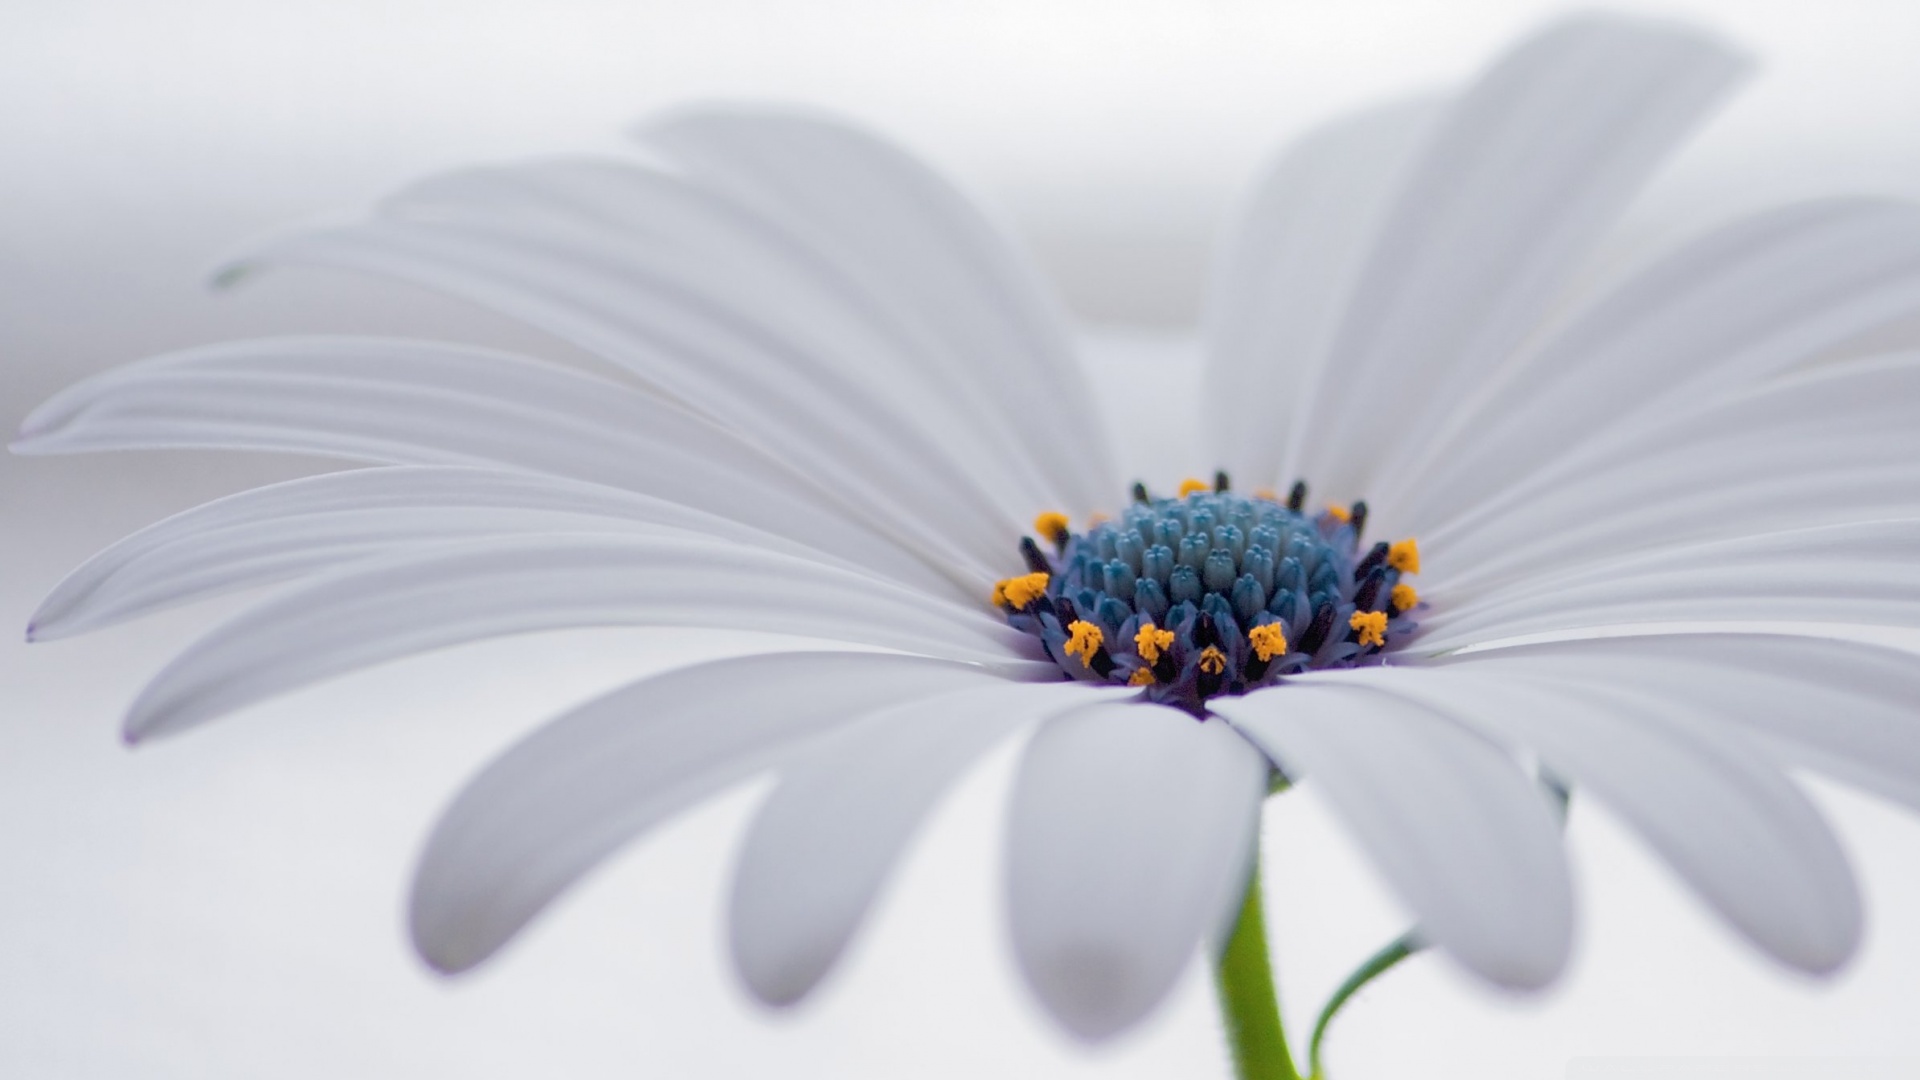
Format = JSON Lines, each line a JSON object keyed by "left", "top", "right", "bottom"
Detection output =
{"left": 6, "top": 1, "right": 1920, "bottom": 1076}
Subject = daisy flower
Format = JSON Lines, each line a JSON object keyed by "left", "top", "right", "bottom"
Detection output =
{"left": 20, "top": 12, "right": 1920, "bottom": 1076}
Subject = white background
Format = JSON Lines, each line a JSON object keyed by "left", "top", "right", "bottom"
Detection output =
{"left": 6, "top": 2, "right": 1920, "bottom": 1077}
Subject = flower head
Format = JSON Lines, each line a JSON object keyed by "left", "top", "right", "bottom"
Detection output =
{"left": 19, "top": 12, "right": 1920, "bottom": 1053}
{"left": 1004, "top": 484, "right": 1419, "bottom": 710}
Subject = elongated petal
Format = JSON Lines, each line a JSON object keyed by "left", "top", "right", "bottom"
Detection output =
{"left": 1417, "top": 519, "right": 1920, "bottom": 653}
{"left": 1213, "top": 683, "right": 1571, "bottom": 988}
{"left": 1292, "top": 14, "right": 1746, "bottom": 500}
{"left": 1006, "top": 704, "right": 1266, "bottom": 1040}
{"left": 411, "top": 651, "right": 1015, "bottom": 973}
{"left": 1324, "top": 662, "right": 1862, "bottom": 972}
{"left": 30, "top": 466, "right": 853, "bottom": 640}
{"left": 1377, "top": 199, "right": 1920, "bottom": 531}
{"left": 224, "top": 220, "right": 1031, "bottom": 569}
{"left": 641, "top": 107, "right": 1117, "bottom": 513}
{"left": 126, "top": 534, "right": 1051, "bottom": 741}
{"left": 377, "top": 157, "right": 1086, "bottom": 520}
{"left": 729, "top": 680, "right": 1124, "bottom": 1005}
{"left": 1430, "top": 633, "right": 1920, "bottom": 816}
{"left": 1427, "top": 354, "right": 1920, "bottom": 595}
{"left": 12, "top": 336, "right": 972, "bottom": 596}
{"left": 1204, "top": 96, "right": 1445, "bottom": 485}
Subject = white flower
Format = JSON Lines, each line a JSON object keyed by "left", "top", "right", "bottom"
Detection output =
{"left": 18, "top": 12, "right": 1920, "bottom": 1047}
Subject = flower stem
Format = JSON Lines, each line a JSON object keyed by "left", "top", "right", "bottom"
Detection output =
{"left": 1305, "top": 930, "right": 1421, "bottom": 1079}
{"left": 1213, "top": 854, "right": 1300, "bottom": 1080}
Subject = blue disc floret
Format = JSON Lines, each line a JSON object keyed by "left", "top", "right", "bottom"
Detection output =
{"left": 994, "top": 476, "right": 1424, "bottom": 714}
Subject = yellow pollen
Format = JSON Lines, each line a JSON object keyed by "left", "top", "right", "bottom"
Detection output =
{"left": 1391, "top": 583, "right": 1419, "bottom": 612}
{"left": 1198, "top": 646, "right": 1227, "bottom": 675}
{"left": 1350, "top": 610, "right": 1388, "bottom": 647}
{"left": 1134, "top": 622, "right": 1175, "bottom": 663}
{"left": 1388, "top": 538, "right": 1421, "bottom": 574}
{"left": 994, "top": 572, "right": 1050, "bottom": 610}
{"left": 1033, "top": 511, "right": 1070, "bottom": 546}
{"left": 1248, "top": 623, "right": 1289, "bottom": 662}
{"left": 1064, "top": 620, "right": 1105, "bottom": 666}
{"left": 1325, "top": 503, "right": 1352, "bottom": 524}
{"left": 1253, "top": 487, "right": 1279, "bottom": 501}
{"left": 1087, "top": 512, "right": 1111, "bottom": 526}
{"left": 1128, "top": 667, "right": 1158, "bottom": 686}
{"left": 1178, "top": 477, "right": 1210, "bottom": 498}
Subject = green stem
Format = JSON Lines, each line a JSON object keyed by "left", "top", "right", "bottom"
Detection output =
{"left": 1304, "top": 930, "right": 1422, "bottom": 1080}
{"left": 1213, "top": 855, "right": 1300, "bottom": 1080}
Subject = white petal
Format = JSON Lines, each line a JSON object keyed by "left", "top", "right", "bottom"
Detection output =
{"left": 1006, "top": 703, "right": 1266, "bottom": 1040}
{"left": 641, "top": 107, "right": 1118, "bottom": 513}
{"left": 126, "top": 533, "right": 1051, "bottom": 741}
{"left": 30, "top": 466, "right": 861, "bottom": 640}
{"left": 225, "top": 219, "right": 1033, "bottom": 570}
{"left": 729, "top": 679, "right": 1123, "bottom": 1005}
{"left": 1378, "top": 199, "right": 1920, "bottom": 529}
{"left": 410, "top": 651, "right": 1014, "bottom": 973}
{"left": 13, "top": 335, "right": 972, "bottom": 597}
{"left": 1327, "top": 661, "right": 1861, "bottom": 972}
{"left": 1426, "top": 353, "right": 1920, "bottom": 596}
{"left": 1203, "top": 95, "right": 1446, "bottom": 485}
{"left": 1436, "top": 626, "right": 1920, "bottom": 810}
{"left": 377, "top": 157, "right": 1087, "bottom": 520}
{"left": 1417, "top": 519, "right": 1920, "bottom": 653}
{"left": 1436, "top": 633, "right": 1920, "bottom": 816}
{"left": 1291, "top": 14, "right": 1746, "bottom": 501}
{"left": 1212, "top": 683, "right": 1571, "bottom": 988}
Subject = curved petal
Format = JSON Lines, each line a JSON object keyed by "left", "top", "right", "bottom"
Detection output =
{"left": 125, "top": 533, "right": 1052, "bottom": 741}
{"left": 410, "top": 651, "right": 1015, "bottom": 974}
{"left": 1212, "top": 683, "right": 1571, "bottom": 988}
{"left": 1427, "top": 353, "right": 1920, "bottom": 595}
{"left": 12, "top": 336, "right": 973, "bottom": 597}
{"left": 224, "top": 219, "right": 1032, "bottom": 569}
{"left": 1202, "top": 95, "right": 1446, "bottom": 485}
{"left": 1378, "top": 198, "right": 1920, "bottom": 530}
{"left": 30, "top": 466, "right": 855, "bottom": 640}
{"left": 1006, "top": 703, "right": 1266, "bottom": 1040}
{"left": 376, "top": 157, "right": 1084, "bottom": 520}
{"left": 1416, "top": 519, "right": 1920, "bottom": 653}
{"left": 639, "top": 106, "right": 1118, "bottom": 513}
{"left": 1322, "top": 661, "right": 1862, "bottom": 973}
{"left": 1429, "top": 633, "right": 1920, "bottom": 816}
{"left": 729, "top": 679, "right": 1125, "bottom": 1005}
{"left": 1291, "top": 14, "right": 1747, "bottom": 501}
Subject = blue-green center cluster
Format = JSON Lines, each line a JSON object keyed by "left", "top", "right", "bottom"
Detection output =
{"left": 1002, "top": 480, "right": 1419, "bottom": 712}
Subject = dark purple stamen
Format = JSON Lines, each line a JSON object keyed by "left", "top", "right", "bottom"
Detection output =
{"left": 1297, "top": 601, "right": 1336, "bottom": 654}
{"left": 1020, "top": 535, "right": 1052, "bottom": 576}
{"left": 1354, "top": 540, "right": 1390, "bottom": 580}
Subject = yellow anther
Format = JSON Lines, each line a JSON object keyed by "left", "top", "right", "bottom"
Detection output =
{"left": 994, "top": 572, "right": 1050, "bottom": 610}
{"left": 1198, "top": 646, "right": 1227, "bottom": 675}
{"left": 1128, "top": 666, "right": 1158, "bottom": 686}
{"left": 1325, "top": 503, "right": 1352, "bottom": 524}
{"left": 1253, "top": 487, "right": 1278, "bottom": 501}
{"left": 1134, "top": 622, "right": 1175, "bottom": 663}
{"left": 1391, "top": 583, "right": 1419, "bottom": 612}
{"left": 1033, "top": 511, "right": 1070, "bottom": 547}
{"left": 1178, "top": 477, "right": 1210, "bottom": 498}
{"left": 1064, "top": 620, "right": 1105, "bottom": 666}
{"left": 1388, "top": 538, "right": 1421, "bottom": 574}
{"left": 1350, "top": 610, "right": 1388, "bottom": 647}
{"left": 1249, "top": 623, "right": 1289, "bottom": 662}
{"left": 1087, "top": 512, "right": 1111, "bottom": 526}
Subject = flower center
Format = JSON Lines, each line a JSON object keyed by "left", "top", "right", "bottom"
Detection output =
{"left": 995, "top": 474, "right": 1423, "bottom": 713}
